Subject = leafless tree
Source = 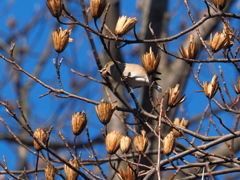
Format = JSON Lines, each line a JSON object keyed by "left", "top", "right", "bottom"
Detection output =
{"left": 0, "top": 0, "right": 239, "bottom": 179}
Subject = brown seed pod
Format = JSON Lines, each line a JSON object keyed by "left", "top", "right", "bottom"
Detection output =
{"left": 71, "top": 111, "right": 87, "bottom": 136}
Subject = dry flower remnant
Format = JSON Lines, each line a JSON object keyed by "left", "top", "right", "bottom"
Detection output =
{"left": 115, "top": 16, "right": 138, "bottom": 36}
{"left": 211, "top": 0, "right": 228, "bottom": 10}
{"left": 90, "top": 0, "right": 106, "bottom": 19}
{"left": 163, "top": 131, "right": 175, "bottom": 155}
{"left": 222, "top": 22, "right": 235, "bottom": 49}
{"left": 46, "top": 0, "right": 63, "bottom": 18}
{"left": 133, "top": 130, "right": 149, "bottom": 153}
{"left": 232, "top": 76, "right": 240, "bottom": 94}
{"left": 205, "top": 24, "right": 234, "bottom": 53}
{"left": 71, "top": 111, "right": 87, "bottom": 136}
{"left": 95, "top": 99, "right": 117, "bottom": 125}
{"left": 167, "top": 84, "right": 186, "bottom": 108}
{"left": 33, "top": 126, "right": 47, "bottom": 151}
{"left": 44, "top": 163, "right": 55, "bottom": 180}
{"left": 64, "top": 158, "right": 79, "bottom": 180}
{"left": 118, "top": 165, "right": 136, "bottom": 180}
{"left": 52, "top": 27, "right": 73, "bottom": 53}
{"left": 105, "top": 131, "right": 122, "bottom": 154}
{"left": 172, "top": 118, "right": 189, "bottom": 137}
{"left": 179, "top": 35, "right": 198, "bottom": 59}
{"left": 142, "top": 47, "right": 160, "bottom": 74}
{"left": 203, "top": 75, "right": 219, "bottom": 99}
{"left": 120, "top": 135, "right": 131, "bottom": 153}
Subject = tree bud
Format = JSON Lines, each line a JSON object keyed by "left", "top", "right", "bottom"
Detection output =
{"left": 172, "top": 117, "right": 189, "bottom": 137}
{"left": 95, "top": 99, "right": 117, "bottom": 125}
{"left": 44, "top": 163, "right": 55, "bottom": 180}
{"left": 115, "top": 16, "right": 137, "bottom": 36}
{"left": 120, "top": 135, "right": 131, "bottom": 153}
{"left": 90, "top": 0, "right": 106, "bottom": 19}
{"left": 211, "top": 0, "right": 228, "bottom": 10}
{"left": 51, "top": 27, "right": 73, "bottom": 53}
{"left": 64, "top": 158, "right": 79, "bottom": 180}
{"left": 232, "top": 76, "right": 240, "bottom": 94}
{"left": 105, "top": 131, "right": 122, "bottom": 154}
{"left": 142, "top": 47, "right": 160, "bottom": 74}
{"left": 33, "top": 126, "right": 47, "bottom": 151}
{"left": 168, "top": 84, "right": 186, "bottom": 108}
{"left": 163, "top": 131, "right": 175, "bottom": 155}
{"left": 46, "top": 0, "right": 63, "bottom": 18}
{"left": 118, "top": 165, "right": 136, "bottom": 180}
{"left": 71, "top": 111, "right": 87, "bottom": 136}
{"left": 179, "top": 35, "right": 198, "bottom": 59}
{"left": 133, "top": 130, "right": 149, "bottom": 153}
{"left": 203, "top": 75, "right": 219, "bottom": 99}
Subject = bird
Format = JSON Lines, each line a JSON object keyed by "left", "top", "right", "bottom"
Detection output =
{"left": 99, "top": 61, "right": 162, "bottom": 92}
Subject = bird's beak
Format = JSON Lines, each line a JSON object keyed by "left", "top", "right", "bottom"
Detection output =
{"left": 98, "top": 68, "right": 108, "bottom": 77}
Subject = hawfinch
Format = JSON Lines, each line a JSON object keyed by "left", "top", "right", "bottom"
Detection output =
{"left": 99, "top": 61, "right": 162, "bottom": 92}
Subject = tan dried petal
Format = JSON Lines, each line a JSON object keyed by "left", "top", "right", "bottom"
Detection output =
{"left": 120, "top": 136, "right": 131, "bottom": 153}
{"left": 168, "top": 84, "right": 186, "bottom": 108}
{"left": 90, "top": 0, "right": 106, "bottom": 19}
{"left": 223, "top": 22, "right": 235, "bottom": 49}
{"left": 105, "top": 131, "right": 122, "bottom": 154}
{"left": 95, "top": 99, "right": 117, "bottom": 125}
{"left": 205, "top": 32, "right": 221, "bottom": 53}
{"left": 205, "top": 28, "right": 233, "bottom": 53}
{"left": 163, "top": 131, "right": 175, "bottom": 155}
{"left": 133, "top": 130, "right": 149, "bottom": 153}
{"left": 179, "top": 35, "right": 198, "bottom": 59}
{"left": 33, "top": 126, "right": 47, "bottom": 151}
{"left": 52, "top": 27, "right": 73, "bottom": 53}
{"left": 142, "top": 47, "right": 160, "bottom": 74}
{"left": 64, "top": 158, "right": 79, "bottom": 180}
{"left": 118, "top": 165, "right": 136, "bottom": 180}
{"left": 71, "top": 111, "right": 87, "bottom": 136}
{"left": 46, "top": 0, "right": 63, "bottom": 18}
{"left": 232, "top": 76, "right": 240, "bottom": 94}
{"left": 203, "top": 75, "right": 219, "bottom": 99}
{"left": 115, "top": 16, "right": 138, "bottom": 36}
{"left": 211, "top": 0, "right": 228, "bottom": 10}
{"left": 44, "top": 163, "right": 55, "bottom": 180}
{"left": 172, "top": 118, "right": 189, "bottom": 137}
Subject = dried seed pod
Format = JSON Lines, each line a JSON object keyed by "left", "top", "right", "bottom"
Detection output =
{"left": 205, "top": 23, "right": 234, "bottom": 53}
{"left": 51, "top": 27, "right": 73, "bottom": 53}
{"left": 232, "top": 76, "right": 240, "bottom": 94}
{"left": 211, "top": 0, "right": 228, "bottom": 10}
{"left": 44, "top": 163, "right": 55, "bottom": 180}
{"left": 95, "top": 99, "right": 117, "bottom": 125}
{"left": 115, "top": 16, "right": 138, "bottom": 36}
{"left": 46, "top": 0, "right": 63, "bottom": 18}
{"left": 120, "top": 135, "right": 131, "bottom": 153}
{"left": 105, "top": 131, "right": 122, "bottom": 154}
{"left": 222, "top": 22, "right": 234, "bottom": 49}
{"left": 179, "top": 35, "right": 198, "bottom": 59}
{"left": 64, "top": 158, "right": 79, "bottom": 180}
{"left": 163, "top": 131, "right": 175, "bottom": 155}
{"left": 71, "top": 111, "right": 87, "bottom": 136}
{"left": 172, "top": 118, "right": 189, "bottom": 137}
{"left": 90, "top": 0, "right": 106, "bottom": 19}
{"left": 33, "top": 126, "right": 47, "bottom": 151}
{"left": 203, "top": 75, "right": 219, "bottom": 99}
{"left": 205, "top": 31, "right": 226, "bottom": 53}
{"left": 167, "top": 84, "right": 186, "bottom": 108}
{"left": 118, "top": 165, "right": 136, "bottom": 180}
{"left": 142, "top": 47, "right": 160, "bottom": 74}
{"left": 133, "top": 130, "right": 149, "bottom": 153}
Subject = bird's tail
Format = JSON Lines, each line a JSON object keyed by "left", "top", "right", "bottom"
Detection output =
{"left": 152, "top": 82, "right": 162, "bottom": 92}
